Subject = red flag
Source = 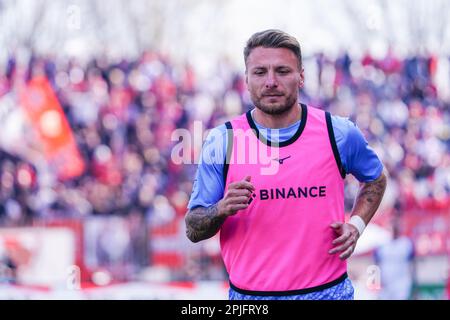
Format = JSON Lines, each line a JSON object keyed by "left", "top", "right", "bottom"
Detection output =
{"left": 20, "top": 76, "right": 85, "bottom": 180}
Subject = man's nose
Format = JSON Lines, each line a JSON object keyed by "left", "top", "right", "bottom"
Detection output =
{"left": 265, "top": 71, "right": 278, "bottom": 88}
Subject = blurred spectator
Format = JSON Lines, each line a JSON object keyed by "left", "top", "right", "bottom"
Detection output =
{"left": 374, "top": 214, "right": 416, "bottom": 299}
{"left": 0, "top": 242, "right": 17, "bottom": 284}
{"left": 0, "top": 150, "right": 37, "bottom": 226}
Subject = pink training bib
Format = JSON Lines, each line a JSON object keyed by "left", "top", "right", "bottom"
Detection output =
{"left": 221, "top": 104, "right": 347, "bottom": 293}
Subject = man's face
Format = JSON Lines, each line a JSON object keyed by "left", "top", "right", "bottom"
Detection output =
{"left": 245, "top": 47, "right": 304, "bottom": 115}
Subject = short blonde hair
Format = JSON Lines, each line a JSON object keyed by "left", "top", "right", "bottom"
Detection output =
{"left": 244, "top": 29, "right": 302, "bottom": 69}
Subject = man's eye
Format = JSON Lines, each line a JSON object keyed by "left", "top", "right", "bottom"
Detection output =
{"left": 253, "top": 70, "right": 265, "bottom": 75}
{"left": 278, "top": 69, "right": 290, "bottom": 74}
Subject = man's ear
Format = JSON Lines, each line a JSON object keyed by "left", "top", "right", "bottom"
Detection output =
{"left": 299, "top": 68, "right": 305, "bottom": 89}
{"left": 245, "top": 69, "right": 248, "bottom": 84}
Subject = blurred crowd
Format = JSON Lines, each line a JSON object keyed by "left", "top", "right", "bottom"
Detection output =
{"left": 0, "top": 49, "right": 449, "bottom": 282}
{"left": 2, "top": 50, "right": 448, "bottom": 220}
{"left": 0, "top": 51, "right": 200, "bottom": 225}
{"left": 302, "top": 51, "right": 449, "bottom": 214}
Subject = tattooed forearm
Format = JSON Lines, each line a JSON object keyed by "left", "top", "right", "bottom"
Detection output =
{"left": 185, "top": 204, "right": 226, "bottom": 243}
{"left": 351, "top": 171, "right": 387, "bottom": 224}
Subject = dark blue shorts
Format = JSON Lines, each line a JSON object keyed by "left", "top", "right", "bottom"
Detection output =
{"left": 229, "top": 278, "right": 354, "bottom": 300}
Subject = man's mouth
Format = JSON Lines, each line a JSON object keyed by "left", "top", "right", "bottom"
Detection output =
{"left": 263, "top": 93, "right": 284, "bottom": 97}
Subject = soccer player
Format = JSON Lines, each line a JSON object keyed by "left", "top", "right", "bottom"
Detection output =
{"left": 185, "top": 29, "right": 387, "bottom": 300}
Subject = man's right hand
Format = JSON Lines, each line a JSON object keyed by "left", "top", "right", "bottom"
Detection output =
{"left": 217, "top": 176, "right": 254, "bottom": 217}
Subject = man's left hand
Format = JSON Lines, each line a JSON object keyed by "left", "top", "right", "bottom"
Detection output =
{"left": 329, "top": 222, "right": 360, "bottom": 260}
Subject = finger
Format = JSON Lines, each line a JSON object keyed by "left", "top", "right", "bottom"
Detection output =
{"left": 226, "top": 189, "right": 252, "bottom": 198}
{"left": 228, "top": 203, "right": 249, "bottom": 214}
{"left": 339, "top": 245, "right": 355, "bottom": 260}
{"left": 330, "top": 222, "right": 343, "bottom": 229}
{"left": 230, "top": 181, "right": 254, "bottom": 191}
{"left": 332, "top": 232, "right": 351, "bottom": 245}
{"left": 227, "top": 196, "right": 251, "bottom": 205}
{"left": 329, "top": 243, "right": 347, "bottom": 255}
{"left": 243, "top": 176, "right": 251, "bottom": 182}
{"left": 329, "top": 237, "right": 355, "bottom": 254}
{"left": 234, "top": 181, "right": 255, "bottom": 191}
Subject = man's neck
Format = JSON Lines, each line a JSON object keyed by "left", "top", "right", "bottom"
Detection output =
{"left": 252, "top": 103, "right": 302, "bottom": 129}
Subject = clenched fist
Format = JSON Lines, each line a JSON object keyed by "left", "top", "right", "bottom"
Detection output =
{"left": 217, "top": 176, "right": 254, "bottom": 217}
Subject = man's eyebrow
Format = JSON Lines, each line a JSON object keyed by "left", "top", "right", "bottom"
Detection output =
{"left": 276, "top": 65, "right": 293, "bottom": 69}
{"left": 251, "top": 64, "right": 292, "bottom": 69}
{"left": 251, "top": 66, "right": 267, "bottom": 70}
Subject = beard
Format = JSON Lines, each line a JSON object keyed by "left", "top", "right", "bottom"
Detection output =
{"left": 252, "top": 93, "right": 298, "bottom": 116}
